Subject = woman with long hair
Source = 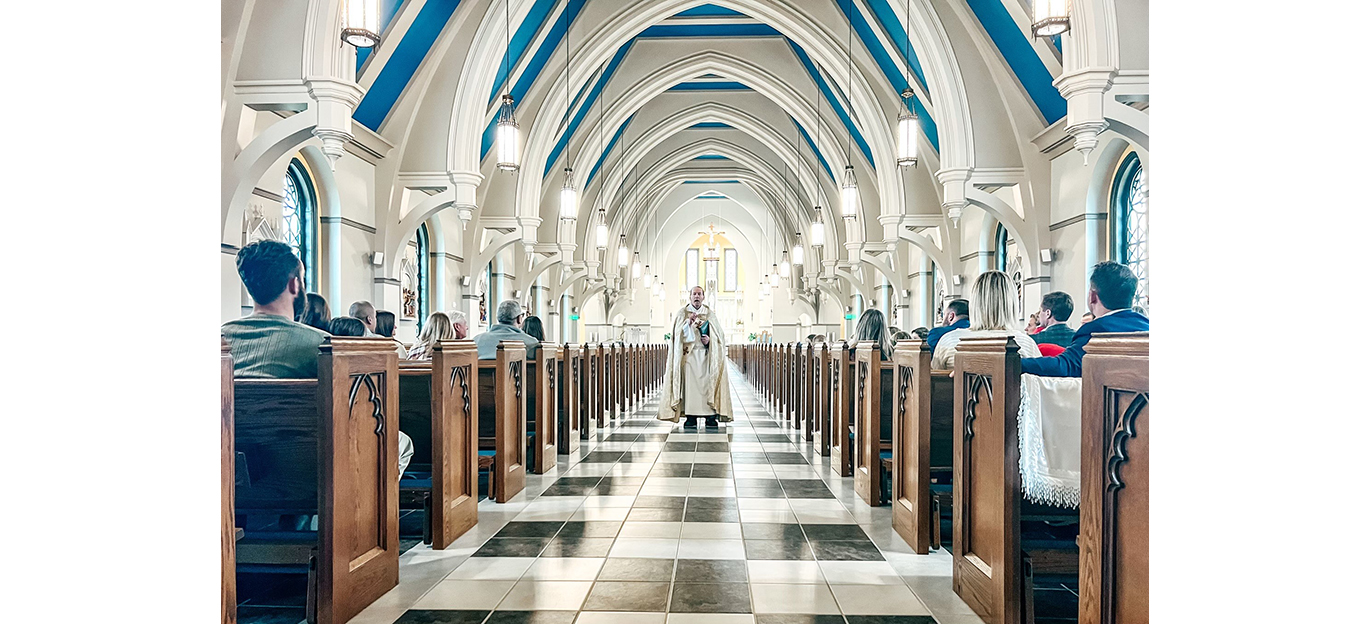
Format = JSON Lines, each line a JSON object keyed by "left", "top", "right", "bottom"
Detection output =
{"left": 406, "top": 311, "right": 456, "bottom": 360}
{"left": 522, "top": 315, "right": 545, "bottom": 342}
{"left": 326, "top": 316, "right": 367, "bottom": 337}
{"left": 298, "top": 293, "right": 331, "bottom": 332}
{"left": 932, "top": 270, "right": 1042, "bottom": 369}
{"left": 375, "top": 310, "right": 397, "bottom": 338}
{"left": 851, "top": 308, "right": 895, "bottom": 360}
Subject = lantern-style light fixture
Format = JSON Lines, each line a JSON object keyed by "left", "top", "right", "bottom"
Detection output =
{"left": 1032, "top": 0, "right": 1071, "bottom": 37}
{"left": 841, "top": 165, "right": 858, "bottom": 220}
{"left": 897, "top": 90, "right": 919, "bottom": 168}
{"left": 811, "top": 206, "right": 824, "bottom": 247}
{"left": 618, "top": 234, "right": 629, "bottom": 268}
{"left": 791, "top": 232, "right": 804, "bottom": 266}
{"left": 595, "top": 208, "right": 609, "bottom": 250}
{"left": 559, "top": 168, "right": 578, "bottom": 220}
{"left": 769, "top": 264, "right": 780, "bottom": 287}
{"left": 779, "top": 252, "right": 791, "bottom": 278}
{"left": 642, "top": 266, "right": 653, "bottom": 288}
{"left": 495, "top": 0, "right": 519, "bottom": 172}
{"left": 341, "top": 0, "right": 380, "bottom": 47}
{"left": 632, "top": 252, "right": 642, "bottom": 279}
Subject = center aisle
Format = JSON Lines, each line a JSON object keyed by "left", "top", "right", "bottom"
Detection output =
{"left": 353, "top": 363, "right": 978, "bottom": 624}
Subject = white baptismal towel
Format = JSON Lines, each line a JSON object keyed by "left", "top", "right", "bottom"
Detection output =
{"left": 1018, "top": 373, "right": 1083, "bottom": 508}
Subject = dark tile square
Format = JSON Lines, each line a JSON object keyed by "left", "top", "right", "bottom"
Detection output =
{"left": 472, "top": 537, "right": 549, "bottom": 557}
{"left": 599, "top": 477, "right": 646, "bottom": 487}
{"left": 675, "top": 559, "right": 748, "bottom": 583}
{"left": 734, "top": 479, "right": 782, "bottom": 489}
{"left": 743, "top": 539, "right": 815, "bottom": 560}
{"left": 583, "top": 581, "right": 671, "bottom": 611}
{"left": 669, "top": 582, "right": 752, "bottom": 613}
{"left": 765, "top": 453, "right": 810, "bottom": 465}
{"left": 541, "top": 536, "right": 615, "bottom": 557}
{"left": 620, "top": 452, "right": 661, "bottom": 463}
{"left": 696, "top": 442, "right": 731, "bottom": 452}
{"left": 665, "top": 442, "right": 697, "bottom": 451}
{"left": 842, "top": 617, "right": 937, "bottom": 624}
{"left": 751, "top": 422, "right": 781, "bottom": 429}
{"left": 731, "top": 453, "right": 770, "bottom": 464}
{"left": 809, "top": 540, "right": 885, "bottom": 561}
{"left": 755, "top": 434, "right": 793, "bottom": 442}
{"left": 755, "top": 616, "right": 847, "bottom": 624}
{"left": 801, "top": 524, "right": 871, "bottom": 541}
{"left": 690, "top": 465, "right": 733, "bottom": 478}
{"left": 605, "top": 434, "right": 641, "bottom": 441}
{"left": 736, "top": 487, "right": 786, "bottom": 498}
{"left": 555, "top": 476, "right": 606, "bottom": 487}
{"left": 684, "top": 508, "right": 740, "bottom": 523}
{"left": 633, "top": 496, "right": 687, "bottom": 509}
{"left": 495, "top": 522, "right": 566, "bottom": 538}
{"left": 598, "top": 557, "right": 676, "bottom": 581}
{"left": 685, "top": 497, "right": 738, "bottom": 511}
{"left": 626, "top": 507, "right": 685, "bottom": 522}
{"left": 778, "top": 479, "right": 829, "bottom": 488}
{"left": 485, "top": 612, "right": 580, "bottom": 624}
{"left": 581, "top": 452, "right": 626, "bottom": 463}
{"left": 783, "top": 490, "right": 836, "bottom": 500}
{"left": 596, "top": 483, "right": 646, "bottom": 496}
{"left": 741, "top": 523, "right": 805, "bottom": 540}
{"left": 393, "top": 609, "right": 492, "bottom": 624}
{"left": 556, "top": 522, "right": 623, "bottom": 538}
{"left": 650, "top": 464, "right": 695, "bottom": 477}
{"left": 539, "top": 483, "right": 596, "bottom": 496}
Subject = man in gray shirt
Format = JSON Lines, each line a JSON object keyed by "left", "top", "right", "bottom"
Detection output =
{"left": 474, "top": 300, "right": 541, "bottom": 360}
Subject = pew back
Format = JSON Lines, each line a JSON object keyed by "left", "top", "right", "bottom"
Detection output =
{"left": 891, "top": 340, "right": 954, "bottom": 553}
{"left": 221, "top": 341, "right": 235, "bottom": 624}
{"left": 828, "top": 342, "right": 853, "bottom": 477}
{"left": 478, "top": 342, "right": 528, "bottom": 503}
{"left": 397, "top": 340, "right": 479, "bottom": 549}
{"left": 559, "top": 343, "right": 582, "bottom": 453}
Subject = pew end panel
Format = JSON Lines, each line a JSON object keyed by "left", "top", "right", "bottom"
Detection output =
{"left": 828, "top": 343, "right": 853, "bottom": 477}
{"left": 559, "top": 344, "right": 582, "bottom": 454}
{"left": 429, "top": 341, "right": 480, "bottom": 548}
{"left": 1079, "top": 333, "right": 1149, "bottom": 624}
{"left": 531, "top": 343, "right": 562, "bottom": 473}
{"left": 221, "top": 340, "right": 236, "bottom": 624}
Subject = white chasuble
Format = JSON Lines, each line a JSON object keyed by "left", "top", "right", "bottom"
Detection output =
{"left": 657, "top": 304, "right": 733, "bottom": 422}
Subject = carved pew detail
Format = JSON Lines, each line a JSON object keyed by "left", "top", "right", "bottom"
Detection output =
{"left": 828, "top": 342, "right": 853, "bottom": 477}
{"left": 528, "top": 343, "right": 561, "bottom": 474}
{"left": 892, "top": 340, "right": 955, "bottom": 554}
{"left": 853, "top": 341, "right": 895, "bottom": 506}
{"left": 1079, "top": 333, "right": 1149, "bottom": 624}
{"left": 559, "top": 343, "right": 582, "bottom": 454}
{"left": 397, "top": 340, "right": 479, "bottom": 549}
{"left": 478, "top": 342, "right": 528, "bottom": 503}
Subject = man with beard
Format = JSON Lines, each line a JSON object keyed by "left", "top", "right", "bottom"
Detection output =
{"left": 222, "top": 240, "right": 329, "bottom": 378}
{"left": 658, "top": 286, "right": 732, "bottom": 429}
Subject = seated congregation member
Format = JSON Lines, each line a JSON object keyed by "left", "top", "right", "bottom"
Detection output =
{"left": 450, "top": 311, "right": 470, "bottom": 339}
{"left": 473, "top": 300, "right": 540, "bottom": 360}
{"left": 925, "top": 299, "right": 969, "bottom": 350}
{"left": 1021, "top": 261, "right": 1149, "bottom": 378}
{"left": 522, "top": 315, "right": 546, "bottom": 342}
{"left": 1032, "top": 291, "right": 1076, "bottom": 348}
{"left": 932, "top": 271, "right": 1042, "bottom": 370}
{"left": 327, "top": 317, "right": 367, "bottom": 337}
{"left": 221, "top": 240, "right": 329, "bottom": 378}
{"left": 1026, "top": 312, "right": 1041, "bottom": 334}
{"left": 349, "top": 300, "right": 379, "bottom": 337}
{"left": 298, "top": 292, "right": 331, "bottom": 333}
{"left": 406, "top": 312, "right": 456, "bottom": 360}
{"left": 851, "top": 308, "right": 895, "bottom": 361}
{"left": 892, "top": 330, "right": 913, "bottom": 342}
{"left": 912, "top": 327, "right": 930, "bottom": 340}
{"left": 375, "top": 309, "right": 409, "bottom": 358}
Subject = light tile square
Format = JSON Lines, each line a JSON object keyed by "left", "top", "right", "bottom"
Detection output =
{"left": 581, "top": 496, "right": 640, "bottom": 509}
{"left": 608, "top": 537, "right": 680, "bottom": 558}
{"left": 665, "top": 615, "right": 755, "bottom": 624}
{"left": 791, "top": 510, "right": 856, "bottom": 524}
{"left": 522, "top": 557, "right": 607, "bottom": 581}
{"left": 446, "top": 557, "right": 536, "bottom": 580}
{"left": 749, "top": 583, "right": 840, "bottom": 614}
{"left": 638, "top": 484, "right": 692, "bottom": 496}
{"left": 675, "top": 538, "right": 747, "bottom": 559}
{"left": 412, "top": 579, "right": 516, "bottom": 609}
{"left": 620, "top": 521, "right": 684, "bottom": 538}
{"left": 692, "top": 452, "right": 733, "bottom": 464}
{"left": 739, "top": 509, "right": 797, "bottom": 524}
{"left": 577, "top": 613, "right": 668, "bottom": 624}
{"left": 679, "top": 522, "right": 743, "bottom": 539}
{"left": 737, "top": 499, "right": 791, "bottom": 511}
{"left": 496, "top": 579, "right": 594, "bottom": 610}
{"left": 817, "top": 561, "right": 904, "bottom": 585}
{"left": 745, "top": 560, "right": 825, "bottom": 584}
{"left": 828, "top": 584, "right": 931, "bottom": 615}
{"left": 514, "top": 507, "right": 579, "bottom": 522}
{"left": 571, "top": 507, "right": 633, "bottom": 522}
{"left": 787, "top": 500, "right": 848, "bottom": 512}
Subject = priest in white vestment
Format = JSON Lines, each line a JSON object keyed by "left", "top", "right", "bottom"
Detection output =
{"left": 658, "top": 286, "right": 733, "bottom": 428}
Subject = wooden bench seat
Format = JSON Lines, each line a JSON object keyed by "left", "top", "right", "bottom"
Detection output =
{"left": 477, "top": 342, "right": 529, "bottom": 503}
{"left": 891, "top": 340, "right": 956, "bottom": 554}
{"left": 853, "top": 342, "right": 895, "bottom": 506}
{"left": 232, "top": 338, "right": 400, "bottom": 624}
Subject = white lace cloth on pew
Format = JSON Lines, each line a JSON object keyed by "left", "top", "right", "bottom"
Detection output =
{"left": 1018, "top": 374, "right": 1082, "bottom": 508}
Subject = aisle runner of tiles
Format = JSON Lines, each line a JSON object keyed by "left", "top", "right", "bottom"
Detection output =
{"left": 350, "top": 365, "right": 988, "bottom": 624}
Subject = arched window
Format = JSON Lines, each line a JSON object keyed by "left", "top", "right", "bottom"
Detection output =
{"left": 281, "top": 159, "right": 317, "bottom": 288}
{"left": 1112, "top": 153, "right": 1149, "bottom": 308}
{"left": 416, "top": 224, "right": 431, "bottom": 328}
{"left": 994, "top": 224, "right": 1008, "bottom": 272}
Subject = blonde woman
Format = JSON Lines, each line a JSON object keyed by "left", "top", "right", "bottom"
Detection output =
{"left": 406, "top": 311, "right": 456, "bottom": 360}
{"left": 932, "top": 271, "right": 1041, "bottom": 369}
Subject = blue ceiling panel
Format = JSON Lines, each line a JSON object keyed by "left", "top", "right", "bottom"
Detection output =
{"left": 638, "top": 23, "right": 781, "bottom": 38}
{"left": 694, "top": 155, "right": 731, "bottom": 160}
{"left": 848, "top": 0, "right": 939, "bottom": 153}
{"left": 356, "top": 0, "right": 406, "bottom": 73}
{"left": 964, "top": 0, "right": 1066, "bottom": 123}
{"left": 673, "top": 5, "right": 746, "bottom": 17}
{"left": 487, "top": 0, "right": 563, "bottom": 105}
{"left": 586, "top": 114, "right": 632, "bottom": 186}
{"left": 541, "top": 41, "right": 635, "bottom": 175}
{"left": 691, "top": 122, "right": 732, "bottom": 128}
{"left": 787, "top": 40, "right": 874, "bottom": 168}
{"left": 794, "top": 118, "right": 835, "bottom": 183}
{"left": 667, "top": 81, "right": 752, "bottom": 91}
{"left": 354, "top": 0, "right": 463, "bottom": 132}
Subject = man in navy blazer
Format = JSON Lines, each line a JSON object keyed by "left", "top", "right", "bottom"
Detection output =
{"left": 1022, "top": 261, "right": 1149, "bottom": 378}
{"left": 926, "top": 299, "right": 969, "bottom": 350}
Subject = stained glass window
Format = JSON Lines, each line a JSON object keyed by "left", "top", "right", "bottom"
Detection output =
{"left": 281, "top": 159, "right": 317, "bottom": 289}
{"left": 724, "top": 248, "right": 738, "bottom": 291}
{"left": 686, "top": 248, "right": 699, "bottom": 288}
{"left": 1113, "top": 154, "right": 1149, "bottom": 309}
{"left": 416, "top": 225, "right": 430, "bottom": 329}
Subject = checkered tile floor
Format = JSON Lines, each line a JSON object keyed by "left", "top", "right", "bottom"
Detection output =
{"left": 346, "top": 364, "right": 985, "bottom": 624}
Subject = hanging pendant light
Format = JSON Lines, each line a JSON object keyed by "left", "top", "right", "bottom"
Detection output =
{"left": 896, "top": 0, "right": 918, "bottom": 168}
{"left": 769, "top": 265, "right": 780, "bottom": 288}
{"left": 495, "top": 0, "right": 519, "bottom": 172}
{"left": 341, "top": 0, "right": 380, "bottom": 47}
{"left": 618, "top": 234, "right": 629, "bottom": 268}
{"left": 811, "top": 207, "right": 825, "bottom": 246}
{"left": 559, "top": 168, "right": 578, "bottom": 220}
{"left": 841, "top": 165, "right": 858, "bottom": 220}
{"left": 632, "top": 252, "right": 642, "bottom": 279}
{"left": 642, "top": 266, "right": 652, "bottom": 288}
{"left": 595, "top": 207, "right": 608, "bottom": 250}
{"left": 792, "top": 232, "right": 804, "bottom": 266}
{"left": 779, "top": 253, "right": 791, "bottom": 278}
{"left": 1032, "top": 0, "right": 1071, "bottom": 37}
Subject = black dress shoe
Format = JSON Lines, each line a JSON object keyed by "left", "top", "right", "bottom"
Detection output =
{"left": 705, "top": 416, "right": 719, "bottom": 429}
{"left": 683, "top": 418, "right": 698, "bottom": 429}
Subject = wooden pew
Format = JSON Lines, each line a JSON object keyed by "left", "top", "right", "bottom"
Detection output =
{"left": 222, "top": 340, "right": 236, "bottom": 624}
{"left": 891, "top": 340, "right": 956, "bottom": 554}
{"left": 828, "top": 342, "right": 853, "bottom": 477}
{"left": 952, "top": 336, "right": 1078, "bottom": 624}
{"left": 799, "top": 343, "right": 815, "bottom": 442}
{"left": 558, "top": 343, "right": 582, "bottom": 454}
{"left": 853, "top": 341, "right": 895, "bottom": 506}
{"left": 1079, "top": 333, "right": 1149, "bottom": 624}
{"left": 811, "top": 343, "right": 830, "bottom": 456}
{"left": 528, "top": 343, "right": 561, "bottom": 474}
{"left": 478, "top": 342, "right": 528, "bottom": 503}
{"left": 792, "top": 343, "right": 806, "bottom": 432}
{"left": 233, "top": 338, "right": 399, "bottom": 624}
{"left": 586, "top": 343, "right": 602, "bottom": 428}
{"left": 396, "top": 340, "right": 480, "bottom": 549}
